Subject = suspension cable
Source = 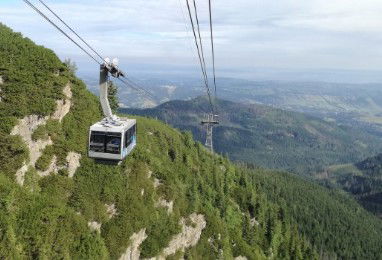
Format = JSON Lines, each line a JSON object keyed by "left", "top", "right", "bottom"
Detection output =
{"left": 24, "top": 0, "right": 157, "bottom": 100}
{"left": 118, "top": 77, "right": 156, "bottom": 100}
{"left": 23, "top": 0, "right": 101, "bottom": 65}
{"left": 192, "top": 0, "right": 209, "bottom": 89}
{"left": 185, "top": 0, "right": 214, "bottom": 112}
{"left": 177, "top": 0, "right": 199, "bottom": 67}
{"left": 208, "top": 0, "right": 217, "bottom": 99}
{"left": 37, "top": 0, "right": 105, "bottom": 63}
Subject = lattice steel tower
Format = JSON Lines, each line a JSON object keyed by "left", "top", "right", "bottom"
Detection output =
{"left": 201, "top": 114, "right": 219, "bottom": 152}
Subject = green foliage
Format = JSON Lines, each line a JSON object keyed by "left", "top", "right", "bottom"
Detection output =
{"left": 108, "top": 81, "right": 119, "bottom": 113}
{"left": 0, "top": 116, "right": 17, "bottom": 134}
{"left": 140, "top": 211, "right": 181, "bottom": 257}
{"left": 0, "top": 133, "right": 28, "bottom": 178}
{"left": 73, "top": 233, "right": 109, "bottom": 260}
{"left": 24, "top": 166, "right": 41, "bottom": 192}
{"left": 0, "top": 24, "right": 66, "bottom": 120}
{"left": 320, "top": 154, "right": 382, "bottom": 218}
{"left": 32, "top": 119, "right": 61, "bottom": 141}
{"left": 244, "top": 165, "right": 382, "bottom": 259}
{"left": 63, "top": 58, "right": 78, "bottom": 74}
{"left": 35, "top": 145, "right": 55, "bottom": 171}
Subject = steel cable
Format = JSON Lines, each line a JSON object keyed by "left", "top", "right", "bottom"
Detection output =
{"left": 208, "top": 0, "right": 217, "bottom": 99}
{"left": 24, "top": 0, "right": 157, "bottom": 100}
{"left": 23, "top": 0, "right": 102, "bottom": 65}
{"left": 185, "top": 0, "right": 214, "bottom": 112}
{"left": 192, "top": 0, "right": 209, "bottom": 89}
{"left": 37, "top": 0, "right": 105, "bottom": 63}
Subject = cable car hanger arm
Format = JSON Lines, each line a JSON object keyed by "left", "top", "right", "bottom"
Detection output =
{"left": 99, "top": 58, "right": 125, "bottom": 123}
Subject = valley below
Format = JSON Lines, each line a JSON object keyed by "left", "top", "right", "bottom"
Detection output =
{"left": 81, "top": 75, "right": 382, "bottom": 137}
{"left": 122, "top": 97, "right": 382, "bottom": 175}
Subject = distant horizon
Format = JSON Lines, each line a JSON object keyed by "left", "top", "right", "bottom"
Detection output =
{"left": 74, "top": 57, "right": 382, "bottom": 85}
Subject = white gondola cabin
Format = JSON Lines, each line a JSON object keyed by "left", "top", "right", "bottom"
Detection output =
{"left": 89, "top": 119, "right": 136, "bottom": 161}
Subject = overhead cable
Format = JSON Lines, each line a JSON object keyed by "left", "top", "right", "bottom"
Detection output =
{"left": 192, "top": 0, "right": 209, "bottom": 89}
{"left": 37, "top": 0, "right": 105, "bottom": 63}
{"left": 208, "top": 0, "right": 217, "bottom": 99}
{"left": 23, "top": 0, "right": 101, "bottom": 65}
{"left": 118, "top": 77, "right": 156, "bottom": 100}
{"left": 24, "top": 0, "right": 156, "bottom": 100}
{"left": 185, "top": 0, "right": 214, "bottom": 112}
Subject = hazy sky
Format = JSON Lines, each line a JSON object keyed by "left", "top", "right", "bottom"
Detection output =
{"left": 1, "top": 0, "right": 382, "bottom": 80}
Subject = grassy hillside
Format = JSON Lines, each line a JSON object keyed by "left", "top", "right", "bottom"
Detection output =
{"left": 122, "top": 97, "right": 382, "bottom": 175}
{"left": 317, "top": 154, "right": 382, "bottom": 218}
{"left": 1, "top": 23, "right": 382, "bottom": 259}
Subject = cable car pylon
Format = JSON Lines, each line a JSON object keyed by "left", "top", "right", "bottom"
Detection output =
{"left": 201, "top": 113, "right": 219, "bottom": 153}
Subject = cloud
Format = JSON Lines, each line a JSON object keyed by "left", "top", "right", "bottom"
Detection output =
{"left": 1, "top": 0, "right": 382, "bottom": 76}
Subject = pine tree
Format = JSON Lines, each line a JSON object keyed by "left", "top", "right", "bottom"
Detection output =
{"left": 108, "top": 81, "right": 119, "bottom": 113}
{"left": 63, "top": 58, "right": 77, "bottom": 74}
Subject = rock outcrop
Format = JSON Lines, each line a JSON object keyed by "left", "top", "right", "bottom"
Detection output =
{"left": 11, "top": 84, "right": 76, "bottom": 185}
{"left": 119, "top": 229, "right": 147, "bottom": 260}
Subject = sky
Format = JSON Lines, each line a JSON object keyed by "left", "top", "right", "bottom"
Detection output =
{"left": 1, "top": 0, "right": 382, "bottom": 82}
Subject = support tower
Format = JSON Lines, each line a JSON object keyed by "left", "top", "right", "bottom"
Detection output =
{"left": 201, "top": 114, "right": 219, "bottom": 153}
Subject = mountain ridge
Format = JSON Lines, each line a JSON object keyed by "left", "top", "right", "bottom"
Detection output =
{"left": 122, "top": 97, "right": 382, "bottom": 175}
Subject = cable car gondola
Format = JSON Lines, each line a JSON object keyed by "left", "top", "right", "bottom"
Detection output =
{"left": 88, "top": 58, "right": 137, "bottom": 161}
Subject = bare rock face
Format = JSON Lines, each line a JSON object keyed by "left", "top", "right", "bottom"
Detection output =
{"left": 155, "top": 198, "right": 173, "bottom": 214}
{"left": 118, "top": 214, "right": 206, "bottom": 260}
{"left": 105, "top": 203, "right": 117, "bottom": 219}
{"left": 153, "top": 178, "right": 162, "bottom": 189}
{"left": 39, "top": 156, "right": 59, "bottom": 177}
{"left": 250, "top": 217, "right": 259, "bottom": 227}
{"left": 10, "top": 84, "right": 74, "bottom": 185}
{"left": 0, "top": 75, "right": 3, "bottom": 102}
{"left": 119, "top": 229, "right": 147, "bottom": 260}
{"left": 11, "top": 115, "right": 52, "bottom": 185}
{"left": 14, "top": 164, "right": 29, "bottom": 186}
{"left": 52, "top": 84, "right": 72, "bottom": 122}
{"left": 158, "top": 213, "right": 206, "bottom": 259}
{"left": 66, "top": 152, "right": 81, "bottom": 178}
{"left": 88, "top": 221, "right": 102, "bottom": 233}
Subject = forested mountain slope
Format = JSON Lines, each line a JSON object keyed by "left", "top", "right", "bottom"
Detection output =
{"left": 318, "top": 154, "right": 382, "bottom": 218}
{"left": 122, "top": 97, "right": 382, "bottom": 175}
{"left": 1, "top": 23, "right": 382, "bottom": 259}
